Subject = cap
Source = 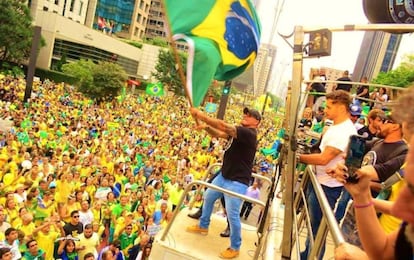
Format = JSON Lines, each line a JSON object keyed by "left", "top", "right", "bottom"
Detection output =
{"left": 48, "top": 181, "right": 56, "bottom": 189}
{"left": 243, "top": 107, "right": 262, "bottom": 121}
{"left": 349, "top": 104, "right": 362, "bottom": 116}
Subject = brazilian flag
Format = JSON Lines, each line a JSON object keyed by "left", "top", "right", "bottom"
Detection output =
{"left": 146, "top": 82, "right": 165, "bottom": 96}
{"left": 164, "top": 0, "right": 261, "bottom": 107}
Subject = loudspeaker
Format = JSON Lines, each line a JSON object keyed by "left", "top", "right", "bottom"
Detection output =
{"left": 363, "top": 0, "right": 414, "bottom": 24}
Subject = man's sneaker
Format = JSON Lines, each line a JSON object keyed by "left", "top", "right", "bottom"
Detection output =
{"left": 219, "top": 248, "right": 239, "bottom": 259}
{"left": 186, "top": 225, "right": 208, "bottom": 235}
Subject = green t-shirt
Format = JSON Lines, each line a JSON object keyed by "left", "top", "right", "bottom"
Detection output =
{"left": 23, "top": 249, "right": 45, "bottom": 260}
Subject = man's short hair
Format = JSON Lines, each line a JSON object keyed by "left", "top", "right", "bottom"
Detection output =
{"left": 26, "top": 239, "right": 37, "bottom": 248}
{"left": 111, "top": 239, "right": 121, "bottom": 249}
{"left": 70, "top": 210, "right": 79, "bottom": 217}
{"left": 84, "top": 252, "right": 95, "bottom": 260}
{"left": 367, "top": 108, "right": 385, "bottom": 120}
{"left": 326, "top": 90, "right": 351, "bottom": 110}
{"left": 84, "top": 224, "right": 93, "bottom": 230}
{"left": 0, "top": 247, "right": 11, "bottom": 258}
{"left": 5, "top": 227, "right": 16, "bottom": 236}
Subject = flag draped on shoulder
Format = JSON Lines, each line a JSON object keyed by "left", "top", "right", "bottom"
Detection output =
{"left": 164, "top": 0, "right": 261, "bottom": 107}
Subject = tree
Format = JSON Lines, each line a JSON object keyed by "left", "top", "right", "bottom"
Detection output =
{"left": 372, "top": 54, "right": 414, "bottom": 88}
{"left": 268, "top": 93, "right": 285, "bottom": 110}
{"left": 62, "top": 59, "right": 127, "bottom": 101}
{"left": 152, "top": 49, "right": 187, "bottom": 95}
{"left": 92, "top": 61, "right": 128, "bottom": 101}
{"left": 144, "top": 37, "right": 168, "bottom": 47}
{"left": 0, "top": 0, "right": 34, "bottom": 63}
{"left": 62, "top": 59, "right": 94, "bottom": 89}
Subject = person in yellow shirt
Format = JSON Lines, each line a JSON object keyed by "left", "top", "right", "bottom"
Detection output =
{"left": 15, "top": 213, "right": 36, "bottom": 241}
{"left": 76, "top": 224, "right": 100, "bottom": 260}
{"left": 35, "top": 191, "right": 56, "bottom": 223}
{"left": 4, "top": 198, "right": 18, "bottom": 224}
{"left": 61, "top": 195, "right": 80, "bottom": 223}
{"left": 33, "top": 219, "right": 64, "bottom": 260}
{"left": 11, "top": 207, "right": 28, "bottom": 227}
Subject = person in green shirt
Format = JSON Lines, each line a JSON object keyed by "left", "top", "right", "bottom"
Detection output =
{"left": 23, "top": 239, "right": 46, "bottom": 260}
{"left": 119, "top": 224, "right": 138, "bottom": 259}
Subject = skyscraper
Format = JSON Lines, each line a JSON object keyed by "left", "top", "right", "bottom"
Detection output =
{"left": 353, "top": 31, "right": 402, "bottom": 82}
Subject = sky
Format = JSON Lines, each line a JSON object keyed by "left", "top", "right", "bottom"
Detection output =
{"left": 254, "top": 0, "right": 414, "bottom": 95}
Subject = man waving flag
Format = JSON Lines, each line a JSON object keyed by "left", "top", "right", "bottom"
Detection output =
{"left": 164, "top": 0, "right": 261, "bottom": 107}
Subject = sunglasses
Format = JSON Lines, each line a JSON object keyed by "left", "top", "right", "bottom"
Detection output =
{"left": 73, "top": 215, "right": 80, "bottom": 218}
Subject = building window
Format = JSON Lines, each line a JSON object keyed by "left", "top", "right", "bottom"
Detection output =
{"left": 79, "top": 1, "right": 83, "bottom": 15}
{"left": 139, "top": 0, "right": 144, "bottom": 9}
{"left": 137, "top": 13, "right": 142, "bottom": 23}
{"left": 43, "top": 6, "right": 49, "bottom": 11}
{"left": 54, "top": 0, "right": 59, "bottom": 4}
{"left": 70, "top": 0, "right": 75, "bottom": 11}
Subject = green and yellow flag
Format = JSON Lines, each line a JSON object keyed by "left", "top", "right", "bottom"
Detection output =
{"left": 164, "top": 0, "right": 261, "bottom": 107}
{"left": 146, "top": 82, "right": 165, "bottom": 96}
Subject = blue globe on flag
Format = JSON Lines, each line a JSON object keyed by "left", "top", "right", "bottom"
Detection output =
{"left": 205, "top": 102, "right": 217, "bottom": 113}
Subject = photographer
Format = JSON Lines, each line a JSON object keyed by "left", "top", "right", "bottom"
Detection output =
{"left": 334, "top": 86, "right": 414, "bottom": 260}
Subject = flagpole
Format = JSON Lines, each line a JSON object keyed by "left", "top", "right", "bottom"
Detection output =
{"left": 161, "top": 1, "right": 194, "bottom": 108}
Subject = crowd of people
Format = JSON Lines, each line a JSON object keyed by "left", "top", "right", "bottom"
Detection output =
{"left": 0, "top": 75, "right": 277, "bottom": 260}
{"left": 300, "top": 69, "right": 414, "bottom": 259}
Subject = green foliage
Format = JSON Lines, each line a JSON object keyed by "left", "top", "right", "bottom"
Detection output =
{"left": 372, "top": 54, "right": 414, "bottom": 88}
{"left": 123, "top": 40, "right": 143, "bottom": 49}
{"left": 92, "top": 61, "right": 128, "bottom": 100}
{"left": 152, "top": 49, "right": 187, "bottom": 96}
{"left": 144, "top": 37, "right": 168, "bottom": 47}
{"left": 0, "top": 62, "right": 24, "bottom": 77}
{"left": 62, "top": 59, "right": 127, "bottom": 101}
{"left": 62, "top": 59, "right": 94, "bottom": 87}
{"left": 35, "top": 68, "right": 78, "bottom": 85}
{"left": 54, "top": 53, "right": 68, "bottom": 72}
{"left": 268, "top": 93, "right": 284, "bottom": 110}
{"left": 0, "top": 0, "right": 34, "bottom": 62}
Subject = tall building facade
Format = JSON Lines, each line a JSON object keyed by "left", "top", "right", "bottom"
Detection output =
{"left": 145, "top": 0, "right": 166, "bottom": 40}
{"left": 30, "top": 0, "right": 92, "bottom": 24}
{"left": 353, "top": 31, "right": 402, "bottom": 82}
{"left": 28, "top": 0, "right": 161, "bottom": 78}
{"left": 94, "top": 0, "right": 151, "bottom": 41}
{"left": 232, "top": 44, "right": 276, "bottom": 97}
{"left": 253, "top": 44, "right": 277, "bottom": 96}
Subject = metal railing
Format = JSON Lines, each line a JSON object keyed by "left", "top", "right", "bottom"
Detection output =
{"left": 161, "top": 180, "right": 266, "bottom": 241}
{"left": 188, "top": 163, "right": 272, "bottom": 210}
{"left": 292, "top": 165, "right": 345, "bottom": 259}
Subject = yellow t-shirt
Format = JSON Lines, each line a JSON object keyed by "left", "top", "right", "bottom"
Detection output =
{"left": 379, "top": 180, "right": 405, "bottom": 234}
{"left": 55, "top": 180, "right": 73, "bottom": 203}
{"left": 35, "top": 230, "right": 60, "bottom": 260}
{"left": 76, "top": 232, "right": 100, "bottom": 260}
{"left": 16, "top": 222, "right": 36, "bottom": 240}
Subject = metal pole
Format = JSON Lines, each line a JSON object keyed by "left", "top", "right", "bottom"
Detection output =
{"left": 301, "top": 23, "right": 414, "bottom": 33}
{"left": 261, "top": 92, "right": 269, "bottom": 117}
{"left": 216, "top": 80, "right": 231, "bottom": 120}
{"left": 281, "top": 25, "right": 304, "bottom": 259}
{"left": 24, "top": 26, "right": 42, "bottom": 103}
